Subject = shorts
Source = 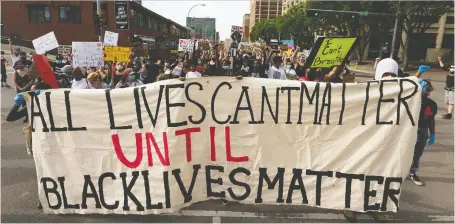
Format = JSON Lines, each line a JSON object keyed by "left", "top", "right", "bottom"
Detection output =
{"left": 445, "top": 89, "right": 454, "bottom": 105}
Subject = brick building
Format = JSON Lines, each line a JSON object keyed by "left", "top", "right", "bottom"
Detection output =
{"left": 1, "top": 1, "right": 190, "bottom": 52}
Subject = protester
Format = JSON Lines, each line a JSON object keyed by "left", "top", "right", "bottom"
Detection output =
{"left": 71, "top": 67, "right": 92, "bottom": 89}
{"left": 185, "top": 65, "right": 202, "bottom": 79}
{"left": 267, "top": 55, "right": 286, "bottom": 80}
{"left": 437, "top": 56, "right": 454, "bottom": 119}
{"left": 410, "top": 78, "right": 437, "bottom": 186}
{"left": 13, "top": 60, "right": 35, "bottom": 94}
{"left": 129, "top": 65, "right": 144, "bottom": 87}
{"left": 374, "top": 58, "right": 399, "bottom": 80}
{"left": 157, "top": 69, "right": 175, "bottom": 81}
{"left": 144, "top": 59, "right": 161, "bottom": 84}
{"left": 284, "top": 60, "right": 297, "bottom": 80}
{"left": 1, "top": 51, "right": 11, "bottom": 87}
{"left": 8, "top": 38, "right": 22, "bottom": 66}
{"left": 87, "top": 72, "right": 108, "bottom": 89}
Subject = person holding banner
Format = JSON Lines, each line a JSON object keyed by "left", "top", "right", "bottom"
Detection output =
{"left": 267, "top": 55, "right": 286, "bottom": 80}
{"left": 71, "top": 67, "right": 92, "bottom": 89}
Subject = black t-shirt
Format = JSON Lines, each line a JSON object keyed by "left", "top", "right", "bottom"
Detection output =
{"left": 145, "top": 63, "right": 160, "bottom": 84}
{"left": 418, "top": 97, "right": 437, "bottom": 129}
{"left": 295, "top": 64, "right": 306, "bottom": 77}
{"left": 442, "top": 65, "right": 454, "bottom": 88}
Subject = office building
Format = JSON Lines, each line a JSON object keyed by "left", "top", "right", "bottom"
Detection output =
{"left": 282, "top": 0, "right": 305, "bottom": 14}
{"left": 249, "top": 0, "right": 283, "bottom": 32}
{"left": 186, "top": 17, "right": 216, "bottom": 41}
{"left": 242, "top": 14, "right": 250, "bottom": 41}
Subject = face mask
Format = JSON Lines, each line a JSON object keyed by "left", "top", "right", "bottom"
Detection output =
{"left": 165, "top": 63, "right": 169, "bottom": 67}
{"left": 129, "top": 75, "right": 136, "bottom": 82}
{"left": 56, "top": 60, "right": 62, "bottom": 64}
{"left": 117, "top": 66, "right": 124, "bottom": 71}
{"left": 198, "top": 61, "right": 201, "bottom": 64}
{"left": 287, "top": 65, "right": 292, "bottom": 70}
{"left": 210, "top": 61, "right": 215, "bottom": 65}
{"left": 62, "top": 60, "right": 67, "bottom": 64}
{"left": 223, "top": 66, "right": 230, "bottom": 70}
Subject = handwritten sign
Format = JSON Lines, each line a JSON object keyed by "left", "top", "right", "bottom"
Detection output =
{"left": 178, "top": 39, "right": 195, "bottom": 53}
{"left": 58, "top": 45, "right": 72, "bottom": 55}
{"left": 27, "top": 77, "right": 422, "bottom": 215}
{"left": 104, "top": 31, "right": 119, "bottom": 46}
{"left": 281, "top": 40, "right": 295, "bottom": 49}
{"left": 32, "top": 31, "right": 59, "bottom": 55}
{"left": 305, "top": 37, "right": 357, "bottom": 68}
{"left": 104, "top": 46, "right": 131, "bottom": 62}
{"left": 72, "top": 42, "right": 104, "bottom": 67}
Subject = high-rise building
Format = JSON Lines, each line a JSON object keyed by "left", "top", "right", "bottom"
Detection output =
{"left": 249, "top": 0, "right": 283, "bottom": 32}
{"left": 215, "top": 32, "right": 220, "bottom": 43}
{"left": 282, "top": 0, "right": 305, "bottom": 14}
{"left": 242, "top": 14, "right": 250, "bottom": 41}
{"left": 186, "top": 17, "right": 216, "bottom": 41}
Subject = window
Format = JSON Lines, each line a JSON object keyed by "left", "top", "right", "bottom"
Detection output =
{"left": 59, "top": 6, "right": 81, "bottom": 23}
{"left": 28, "top": 5, "right": 51, "bottom": 23}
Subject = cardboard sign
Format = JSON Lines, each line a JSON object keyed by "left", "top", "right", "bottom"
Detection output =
{"left": 32, "top": 31, "right": 59, "bottom": 55}
{"left": 57, "top": 45, "right": 72, "bottom": 55}
{"left": 104, "top": 31, "right": 119, "bottom": 46}
{"left": 28, "top": 77, "right": 422, "bottom": 215}
{"left": 104, "top": 46, "right": 131, "bottom": 62}
{"left": 32, "top": 54, "right": 59, "bottom": 88}
{"left": 305, "top": 37, "right": 357, "bottom": 68}
{"left": 72, "top": 42, "right": 104, "bottom": 67}
{"left": 178, "top": 39, "right": 196, "bottom": 52}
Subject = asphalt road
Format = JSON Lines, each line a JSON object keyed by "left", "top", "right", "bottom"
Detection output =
{"left": 1, "top": 70, "right": 453, "bottom": 223}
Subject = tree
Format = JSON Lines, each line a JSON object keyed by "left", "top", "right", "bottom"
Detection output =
{"left": 250, "top": 19, "right": 280, "bottom": 41}
{"left": 395, "top": 1, "right": 452, "bottom": 70}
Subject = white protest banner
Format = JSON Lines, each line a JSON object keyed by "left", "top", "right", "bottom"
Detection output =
{"left": 58, "top": 45, "right": 72, "bottom": 55}
{"left": 32, "top": 31, "right": 59, "bottom": 55}
{"left": 104, "top": 31, "right": 119, "bottom": 46}
{"left": 178, "top": 39, "right": 195, "bottom": 52}
{"left": 27, "top": 77, "right": 421, "bottom": 215}
{"left": 71, "top": 42, "right": 104, "bottom": 67}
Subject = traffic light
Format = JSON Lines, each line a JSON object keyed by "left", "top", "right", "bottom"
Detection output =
{"left": 94, "top": 14, "right": 100, "bottom": 30}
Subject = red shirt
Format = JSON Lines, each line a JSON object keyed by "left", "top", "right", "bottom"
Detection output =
{"left": 299, "top": 76, "right": 309, "bottom": 81}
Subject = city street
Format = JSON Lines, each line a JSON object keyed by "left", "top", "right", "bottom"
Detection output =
{"left": 1, "top": 68, "right": 453, "bottom": 223}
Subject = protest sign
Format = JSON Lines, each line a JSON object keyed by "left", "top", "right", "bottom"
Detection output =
{"left": 305, "top": 37, "right": 357, "bottom": 68}
{"left": 178, "top": 39, "right": 196, "bottom": 52}
{"left": 57, "top": 45, "right": 72, "bottom": 55}
{"left": 104, "top": 46, "right": 131, "bottom": 62}
{"left": 72, "top": 42, "right": 104, "bottom": 67}
{"left": 115, "top": 1, "right": 129, "bottom": 30}
{"left": 27, "top": 77, "right": 421, "bottom": 215}
{"left": 32, "top": 31, "right": 59, "bottom": 55}
{"left": 32, "top": 55, "right": 59, "bottom": 88}
{"left": 281, "top": 40, "right": 295, "bottom": 49}
{"left": 104, "top": 31, "right": 119, "bottom": 46}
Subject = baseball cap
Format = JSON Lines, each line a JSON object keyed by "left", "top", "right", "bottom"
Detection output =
{"left": 375, "top": 58, "right": 398, "bottom": 80}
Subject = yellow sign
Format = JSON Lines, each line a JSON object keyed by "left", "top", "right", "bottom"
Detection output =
{"left": 170, "top": 50, "right": 178, "bottom": 54}
{"left": 310, "top": 37, "right": 357, "bottom": 68}
{"left": 104, "top": 46, "right": 131, "bottom": 62}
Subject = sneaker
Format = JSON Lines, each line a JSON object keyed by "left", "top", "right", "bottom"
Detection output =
{"left": 4, "top": 84, "right": 11, "bottom": 88}
{"left": 37, "top": 202, "right": 43, "bottom": 209}
{"left": 410, "top": 174, "right": 425, "bottom": 186}
{"left": 343, "top": 210, "right": 357, "bottom": 222}
{"left": 442, "top": 113, "right": 452, "bottom": 119}
{"left": 221, "top": 199, "right": 229, "bottom": 206}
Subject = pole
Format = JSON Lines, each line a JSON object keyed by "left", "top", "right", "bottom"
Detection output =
{"left": 97, "top": 0, "right": 103, "bottom": 43}
{"left": 390, "top": 1, "right": 400, "bottom": 59}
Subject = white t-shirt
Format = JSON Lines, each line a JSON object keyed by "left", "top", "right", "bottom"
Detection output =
{"left": 267, "top": 66, "right": 286, "bottom": 80}
{"left": 11, "top": 54, "right": 20, "bottom": 67}
{"left": 71, "top": 78, "right": 92, "bottom": 89}
{"left": 172, "top": 66, "right": 182, "bottom": 76}
{"left": 285, "top": 68, "right": 296, "bottom": 76}
{"left": 186, "top": 71, "right": 202, "bottom": 79}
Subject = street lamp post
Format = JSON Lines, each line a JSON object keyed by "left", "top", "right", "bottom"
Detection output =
{"left": 187, "top": 4, "right": 206, "bottom": 18}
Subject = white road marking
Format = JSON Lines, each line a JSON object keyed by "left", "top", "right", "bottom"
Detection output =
{"left": 19, "top": 191, "right": 31, "bottom": 198}
{"left": 212, "top": 216, "right": 221, "bottom": 223}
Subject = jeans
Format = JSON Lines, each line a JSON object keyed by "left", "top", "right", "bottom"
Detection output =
{"left": 410, "top": 128, "right": 428, "bottom": 174}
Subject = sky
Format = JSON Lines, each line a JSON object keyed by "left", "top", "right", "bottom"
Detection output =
{"left": 142, "top": 0, "right": 250, "bottom": 40}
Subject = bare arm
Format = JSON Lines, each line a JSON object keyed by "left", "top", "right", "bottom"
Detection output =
{"left": 438, "top": 56, "right": 444, "bottom": 68}
{"left": 8, "top": 38, "right": 13, "bottom": 55}
{"left": 13, "top": 72, "right": 20, "bottom": 90}
{"left": 373, "top": 58, "right": 380, "bottom": 70}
